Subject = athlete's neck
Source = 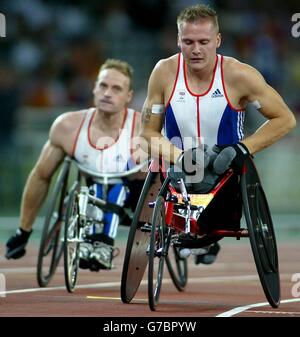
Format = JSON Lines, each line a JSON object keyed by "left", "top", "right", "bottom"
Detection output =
{"left": 93, "top": 107, "right": 126, "bottom": 130}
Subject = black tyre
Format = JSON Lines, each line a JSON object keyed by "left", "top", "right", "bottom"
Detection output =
{"left": 37, "top": 157, "right": 71, "bottom": 287}
{"left": 121, "top": 169, "right": 159, "bottom": 303}
{"left": 148, "top": 196, "right": 167, "bottom": 311}
{"left": 241, "top": 157, "right": 280, "bottom": 308}
{"left": 64, "top": 181, "right": 80, "bottom": 293}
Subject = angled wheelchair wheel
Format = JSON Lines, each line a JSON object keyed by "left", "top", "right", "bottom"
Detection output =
{"left": 121, "top": 169, "right": 159, "bottom": 303}
{"left": 64, "top": 181, "right": 80, "bottom": 293}
{"left": 165, "top": 244, "right": 188, "bottom": 291}
{"left": 241, "top": 157, "right": 280, "bottom": 308}
{"left": 148, "top": 196, "right": 167, "bottom": 311}
{"left": 37, "top": 157, "right": 71, "bottom": 287}
{"left": 160, "top": 177, "right": 188, "bottom": 292}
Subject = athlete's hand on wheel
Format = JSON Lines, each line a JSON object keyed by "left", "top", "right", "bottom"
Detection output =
{"left": 176, "top": 144, "right": 209, "bottom": 176}
{"left": 213, "top": 142, "right": 251, "bottom": 175}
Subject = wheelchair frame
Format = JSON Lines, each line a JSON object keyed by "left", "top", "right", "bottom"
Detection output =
{"left": 121, "top": 157, "right": 280, "bottom": 311}
{"left": 37, "top": 156, "right": 147, "bottom": 291}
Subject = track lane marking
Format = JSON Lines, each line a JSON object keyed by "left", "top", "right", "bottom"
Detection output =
{"left": 247, "top": 310, "right": 300, "bottom": 315}
{"left": 216, "top": 298, "right": 300, "bottom": 317}
{"left": 0, "top": 273, "right": 291, "bottom": 296}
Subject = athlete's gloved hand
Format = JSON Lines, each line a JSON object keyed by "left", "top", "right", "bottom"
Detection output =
{"left": 176, "top": 144, "right": 209, "bottom": 177}
{"left": 213, "top": 142, "right": 251, "bottom": 175}
{"left": 173, "top": 145, "right": 220, "bottom": 193}
{"left": 5, "top": 228, "right": 32, "bottom": 259}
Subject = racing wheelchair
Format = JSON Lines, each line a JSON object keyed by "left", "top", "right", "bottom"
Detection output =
{"left": 121, "top": 156, "right": 280, "bottom": 311}
{"left": 37, "top": 156, "right": 147, "bottom": 291}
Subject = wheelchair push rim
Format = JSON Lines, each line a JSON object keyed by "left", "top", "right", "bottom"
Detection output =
{"left": 37, "top": 157, "right": 71, "bottom": 287}
{"left": 121, "top": 169, "right": 159, "bottom": 303}
{"left": 241, "top": 157, "right": 280, "bottom": 308}
{"left": 165, "top": 244, "right": 188, "bottom": 291}
{"left": 148, "top": 196, "right": 167, "bottom": 311}
{"left": 159, "top": 176, "right": 188, "bottom": 292}
{"left": 63, "top": 181, "right": 81, "bottom": 293}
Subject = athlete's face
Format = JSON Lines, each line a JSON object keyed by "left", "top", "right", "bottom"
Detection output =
{"left": 93, "top": 68, "right": 133, "bottom": 115}
{"left": 178, "top": 19, "right": 221, "bottom": 72}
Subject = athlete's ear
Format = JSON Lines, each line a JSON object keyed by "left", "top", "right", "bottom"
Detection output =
{"left": 127, "top": 90, "right": 133, "bottom": 104}
{"left": 216, "top": 33, "right": 221, "bottom": 48}
{"left": 93, "top": 80, "right": 98, "bottom": 94}
{"left": 177, "top": 34, "right": 181, "bottom": 49}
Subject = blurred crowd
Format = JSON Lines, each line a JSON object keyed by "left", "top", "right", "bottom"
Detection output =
{"left": 0, "top": 0, "right": 300, "bottom": 147}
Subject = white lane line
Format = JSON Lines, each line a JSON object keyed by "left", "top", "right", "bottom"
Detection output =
{"left": 0, "top": 267, "right": 64, "bottom": 274}
{"left": 216, "top": 298, "right": 300, "bottom": 317}
{"left": 0, "top": 273, "right": 293, "bottom": 296}
{"left": 0, "top": 281, "right": 122, "bottom": 296}
{"left": 247, "top": 310, "right": 300, "bottom": 316}
{"left": 0, "top": 274, "right": 261, "bottom": 297}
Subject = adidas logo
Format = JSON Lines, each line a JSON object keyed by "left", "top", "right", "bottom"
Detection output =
{"left": 211, "top": 88, "right": 224, "bottom": 98}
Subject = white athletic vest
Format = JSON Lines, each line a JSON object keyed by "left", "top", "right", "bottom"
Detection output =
{"left": 73, "top": 108, "right": 137, "bottom": 173}
{"left": 164, "top": 53, "right": 245, "bottom": 150}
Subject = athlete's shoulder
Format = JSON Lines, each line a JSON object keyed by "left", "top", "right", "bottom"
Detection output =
{"left": 149, "top": 54, "right": 180, "bottom": 90}
{"left": 52, "top": 109, "right": 87, "bottom": 132}
{"left": 222, "top": 55, "right": 264, "bottom": 84}
{"left": 154, "top": 53, "right": 179, "bottom": 74}
{"left": 222, "top": 55, "right": 268, "bottom": 100}
{"left": 127, "top": 107, "right": 140, "bottom": 114}
{"left": 128, "top": 108, "right": 141, "bottom": 124}
{"left": 49, "top": 109, "right": 88, "bottom": 145}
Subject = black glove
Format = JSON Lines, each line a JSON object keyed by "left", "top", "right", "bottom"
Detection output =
{"left": 169, "top": 145, "right": 208, "bottom": 192}
{"left": 185, "top": 145, "right": 219, "bottom": 193}
{"left": 176, "top": 144, "right": 209, "bottom": 176}
{"left": 174, "top": 145, "right": 219, "bottom": 193}
{"left": 5, "top": 228, "right": 32, "bottom": 259}
{"left": 213, "top": 142, "right": 251, "bottom": 175}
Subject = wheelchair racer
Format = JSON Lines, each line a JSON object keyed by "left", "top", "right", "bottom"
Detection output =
{"left": 6, "top": 59, "right": 146, "bottom": 271}
{"left": 139, "top": 4, "right": 296, "bottom": 264}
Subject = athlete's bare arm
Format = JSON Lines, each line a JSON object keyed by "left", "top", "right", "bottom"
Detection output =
{"left": 20, "top": 111, "right": 85, "bottom": 232}
{"left": 225, "top": 58, "right": 296, "bottom": 154}
{"left": 140, "top": 58, "right": 182, "bottom": 163}
{"left": 126, "top": 110, "right": 147, "bottom": 180}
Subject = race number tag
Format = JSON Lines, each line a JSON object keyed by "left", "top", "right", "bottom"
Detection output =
{"left": 174, "top": 192, "right": 214, "bottom": 210}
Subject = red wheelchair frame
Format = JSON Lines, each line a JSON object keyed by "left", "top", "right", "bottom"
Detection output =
{"left": 121, "top": 156, "right": 280, "bottom": 311}
{"left": 164, "top": 169, "right": 248, "bottom": 240}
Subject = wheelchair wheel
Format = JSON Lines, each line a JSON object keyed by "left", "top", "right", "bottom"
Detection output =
{"left": 241, "top": 157, "right": 280, "bottom": 308}
{"left": 148, "top": 196, "right": 167, "bottom": 311}
{"left": 165, "top": 244, "right": 188, "bottom": 291}
{"left": 121, "top": 169, "right": 159, "bottom": 303}
{"left": 159, "top": 178, "right": 188, "bottom": 292}
{"left": 37, "top": 157, "right": 71, "bottom": 287}
{"left": 64, "top": 181, "right": 80, "bottom": 293}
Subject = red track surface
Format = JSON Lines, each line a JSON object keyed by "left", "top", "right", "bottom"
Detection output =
{"left": 0, "top": 241, "right": 299, "bottom": 317}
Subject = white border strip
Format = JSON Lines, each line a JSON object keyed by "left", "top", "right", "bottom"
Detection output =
{"left": 217, "top": 298, "right": 300, "bottom": 317}
{"left": 0, "top": 274, "right": 259, "bottom": 296}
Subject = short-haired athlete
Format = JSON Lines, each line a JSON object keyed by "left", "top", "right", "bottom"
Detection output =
{"left": 140, "top": 4, "right": 296, "bottom": 264}
{"left": 6, "top": 59, "right": 145, "bottom": 271}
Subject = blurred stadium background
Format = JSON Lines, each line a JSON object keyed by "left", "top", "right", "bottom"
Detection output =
{"left": 0, "top": 0, "right": 299, "bottom": 241}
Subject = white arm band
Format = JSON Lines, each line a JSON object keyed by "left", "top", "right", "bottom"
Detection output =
{"left": 251, "top": 100, "right": 261, "bottom": 109}
{"left": 152, "top": 104, "right": 165, "bottom": 114}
